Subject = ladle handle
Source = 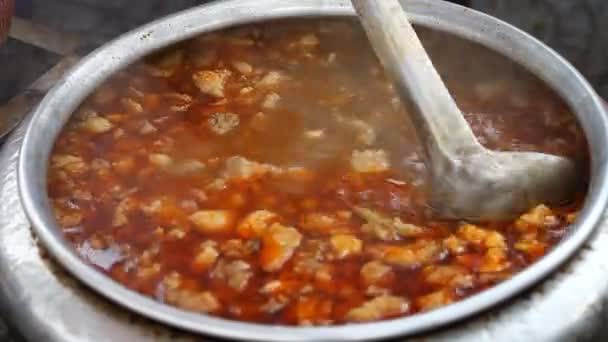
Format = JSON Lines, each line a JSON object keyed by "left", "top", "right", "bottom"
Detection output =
{"left": 352, "top": 0, "right": 482, "bottom": 158}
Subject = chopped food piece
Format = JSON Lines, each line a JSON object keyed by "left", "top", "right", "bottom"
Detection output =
{"left": 360, "top": 261, "right": 392, "bottom": 284}
{"left": 51, "top": 155, "right": 88, "bottom": 174}
{"left": 189, "top": 210, "right": 236, "bottom": 233}
{"left": 262, "top": 92, "right": 281, "bottom": 109}
{"left": 330, "top": 234, "right": 362, "bottom": 259}
{"left": 236, "top": 210, "right": 280, "bottom": 238}
{"left": 208, "top": 112, "right": 240, "bottom": 135}
{"left": 82, "top": 116, "right": 113, "bottom": 134}
{"left": 371, "top": 240, "right": 443, "bottom": 268}
{"left": 260, "top": 223, "right": 302, "bottom": 272}
{"left": 515, "top": 204, "right": 559, "bottom": 232}
{"left": 192, "top": 241, "right": 219, "bottom": 272}
{"left": 299, "top": 34, "right": 320, "bottom": 47}
{"left": 223, "top": 156, "right": 281, "bottom": 180}
{"left": 258, "top": 71, "right": 284, "bottom": 87}
{"left": 443, "top": 235, "right": 467, "bottom": 255}
{"left": 165, "top": 288, "right": 220, "bottom": 313}
{"left": 121, "top": 97, "right": 144, "bottom": 113}
{"left": 231, "top": 61, "right": 253, "bottom": 74}
{"left": 351, "top": 149, "right": 390, "bottom": 173}
{"left": 212, "top": 259, "right": 253, "bottom": 292}
{"left": 355, "top": 207, "right": 425, "bottom": 241}
{"left": 346, "top": 295, "right": 409, "bottom": 322}
{"left": 304, "top": 129, "right": 325, "bottom": 139}
{"left": 423, "top": 265, "right": 473, "bottom": 289}
{"left": 193, "top": 69, "right": 231, "bottom": 98}
{"left": 416, "top": 289, "right": 453, "bottom": 312}
{"left": 148, "top": 153, "right": 173, "bottom": 167}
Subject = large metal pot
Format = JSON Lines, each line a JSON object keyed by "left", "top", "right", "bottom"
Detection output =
{"left": 16, "top": 0, "right": 608, "bottom": 341}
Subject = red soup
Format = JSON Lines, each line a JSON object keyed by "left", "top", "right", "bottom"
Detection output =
{"left": 48, "top": 19, "right": 587, "bottom": 325}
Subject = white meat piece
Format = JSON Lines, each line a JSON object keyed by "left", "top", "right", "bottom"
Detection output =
{"left": 189, "top": 210, "right": 236, "bottom": 234}
{"left": 260, "top": 223, "right": 303, "bottom": 272}
{"left": 346, "top": 295, "right": 409, "bottom": 322}
{"left": 351, "top": 149, "right": 390, "bottom": 173}
{"left": 208, "top": 112, "right": 240, "bottom": 135}
{"left": 192, "top": 69, "right": 231, "bottom": 98}
{"left": 82, "top": 116, "right": 113, "bottom": 134}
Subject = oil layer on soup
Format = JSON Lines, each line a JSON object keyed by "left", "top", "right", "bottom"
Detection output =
{"left": 48, "top": 19, "right": 587, "bottom": 325}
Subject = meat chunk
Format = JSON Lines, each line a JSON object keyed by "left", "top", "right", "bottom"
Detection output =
{"left": 350, "top": 149, "right": 390, "bottom": 173}
{"left": 299, "top": 34, "right": 320, "bottom": 47}
{"left": 82, "top": 116, "right": 113, "bottom": 134}
{"left": 370, "top": 240, "right": 443, "bottom": 268}
{"left": 515, "top": 204, "right": 558, "bottom": 232}
{"left": 189, "top": 210, "right": 236, "bottom": 234}
{"left": 191, "top": 241, "right": 219, "bottom": 272}
{"left": 416, "top": 289, "right": 452, "bottom": 312}
{"left": 231, "top": 61, "right": 253, "bottom": 74}
{"left": 148, "top": 153, "right": 173, "bottom": 168}
{"left": 330, "top": 234, "right": 362, "bottom": 259}
{"left": 51, "top": 154, "right": 88, "bottom": 174}
{"left": 260, "top": 223, "right": 302, "bottom": 272}
{"left": 165, "top": 288, "right": 221, "bottom": 313}
{"left": 121, "top": 97, "right": 144, "bottom": 113}
{"left": 222, "top": 156, "right": 281, "bottom": 180}
{"left": 112, "top": 197, "right": 136, "bottom": 227}
{"left": 212, "top": 259, "right": 253, "bottom": 292}
{"left": 262, "top": 92, "right": 281, "bottom": 109}
{"left": 457, "top": 224, "right": 509, "bottom": 273}
{"left": 220, "top": 239, "right": 260, "bottom": 258}
{"left": 457, "top": 224, "right": 506, "bottom": 249}
{"left": 360, "top": 261, "right": 392, "bottom": 284}
{"left": 258, "top": 71, "right": 284, "bottom": 87}
{"left": 236, "top": 210, "right": 280, "bottom": 238}
{"left": 443, "top": 235, "right": 467, "bottom": 255}
{"left": 208, "top": 112, "right": 240, "bottom": 135}
{"left": 355, "top": 207, "right": 425, "bottom": 241}
{"left": 423, "top": 265, "right": 473, "bottom": 289}
{"left": 192, "top": 69, "right": 231, "bottom": 98}
{"left": 345, "top": 295, "right": 409, "bottom": 322}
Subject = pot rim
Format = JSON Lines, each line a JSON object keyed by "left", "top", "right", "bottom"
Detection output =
{"left": 17, "top": 0, "right": 608, "bottom": 341}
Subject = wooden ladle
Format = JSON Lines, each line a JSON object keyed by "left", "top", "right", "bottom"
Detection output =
{"left": 352, "top": 0, "right": 577, "bottom": 220}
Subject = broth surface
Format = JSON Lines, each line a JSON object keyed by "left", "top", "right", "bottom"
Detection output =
{"left": 48, "top": 19, "right": 587, "bottom": 325}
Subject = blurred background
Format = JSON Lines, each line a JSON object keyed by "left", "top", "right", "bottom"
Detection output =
{"left": 0, "top": 0, "right": 607, "bottom": 340}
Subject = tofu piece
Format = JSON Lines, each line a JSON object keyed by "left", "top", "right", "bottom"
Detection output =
{"left": 208, "top": 112, "right": 240, "bottom": 135}
{"left": 346, "top": 295, "right": 409, "bottom": 322}
{"left": 351, "top": 149, "right": 390, "bottom": 173}
{"left": 192, "top": 69, "right": 231, "bottom": 98}
{"left": 189, "top": 210, "right": 236, "bottom": 234}
{"left": 260, "top": 223, "right": 302, "bottom": 272}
